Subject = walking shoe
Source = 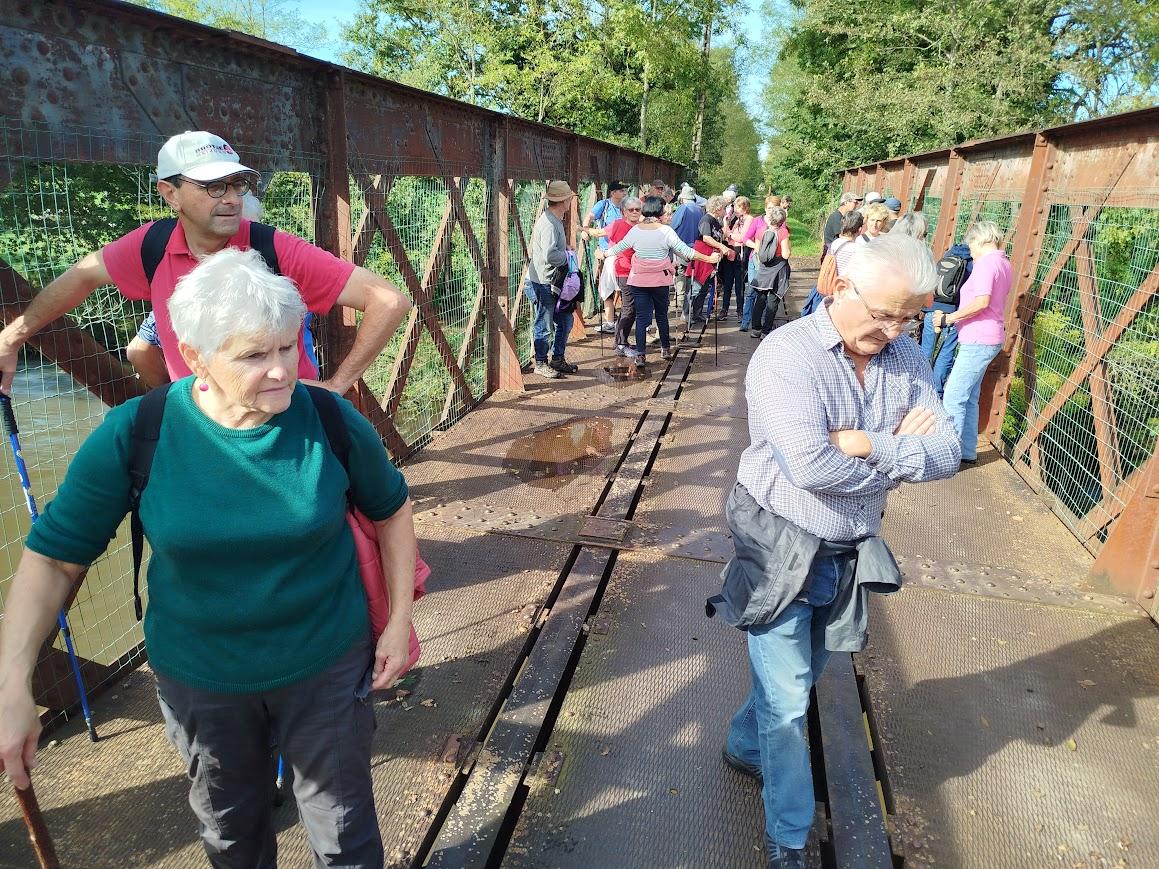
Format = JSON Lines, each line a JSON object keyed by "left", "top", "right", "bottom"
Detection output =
{"left": 533, "top": 361, "right": 560, "bottom": 379}
{"left": 722, "top": 748, "right": 762, "bottom": 781}
{"left": 597, "top": 321, "right": 617, "bottom": 334}
{"left": 549, "top": 357, "right": 579, "bottom": 374}
{"left": 751, "top": 330, "right": 763, "bottom": 339}
{"left": 768, "top": 845, "right": 806, "bottom": 868}
{"left": 690, "top": 317, "right": 707, "bottom": 327}
{"left": 660, "top": 346, "right": 676, "bottom": 361}
{"left": 738, "top": 325, "right": 749, "bottom": 332}
{"left": 634, "top": 355, "right": 648, "bottom": 369}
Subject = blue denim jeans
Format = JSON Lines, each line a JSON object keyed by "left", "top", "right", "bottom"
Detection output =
{"left": 919, "top": 301, "right": 959, "bottom": 396}
{"left": 942, "top": 341, "right": 1002, "bottom": 461}
{"left": 726, "top": 554, "right": 847, "bottom": 852}
{"left": 524, "top": 279, "right": 573, "bottom": 363}
{"left": 740, "top": 282, "right": 757, "bottom": 329}
{"left": 799, "top": 287, "right": 823, "bottom": 318}
{"left": 689, "top": 275, "right": 715, "bottom": 322}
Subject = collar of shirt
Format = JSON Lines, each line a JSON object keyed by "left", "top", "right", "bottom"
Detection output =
{"left": 166, "top": 219, "right": 249, "bottom": 260}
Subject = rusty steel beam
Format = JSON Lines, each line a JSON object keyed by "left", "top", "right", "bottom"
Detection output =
{"left": 0, "top": 260, "right": 145, "bottom": 407}
{"left": 929, "top": 151, "right": 966, "bottom": 257}
{"left": 980, "top": 133, "right": 1055, "bottom": 441}
{"left": 1087, "top": 442, "right": 1159, "bottom": 619}
{"left": 1, "top": 0, "right": 681, "bottom": 179}
{"left": 1073, "top": 234, "right": 1123, "bottom": 495}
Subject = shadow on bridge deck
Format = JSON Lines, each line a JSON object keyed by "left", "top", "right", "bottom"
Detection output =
{"left": 1, "top": 269, "right": 1155, "bottom": 868}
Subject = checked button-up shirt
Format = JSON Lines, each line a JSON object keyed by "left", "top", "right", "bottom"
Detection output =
{"left": 736, "top": 303, "right": 961, "bottom": 541}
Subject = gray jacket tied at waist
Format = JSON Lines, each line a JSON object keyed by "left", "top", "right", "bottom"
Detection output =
{"left": 706, "top": 483, "right": 903, "bottom": 652}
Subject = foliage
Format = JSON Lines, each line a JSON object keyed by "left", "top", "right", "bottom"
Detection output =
{"left": 341, "top": 0, "right": 755, "bottom": 185}
{"left": 124, "top": 0, "right": 329, "bottom": 51}
{"left": 760, "top": 0, "right": 1158, "bottom": 229}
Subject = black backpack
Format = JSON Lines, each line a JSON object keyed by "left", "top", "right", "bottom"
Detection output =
{"left": 126, "top": 382, "right": 352, "bottom": 621}
{"left": 934, "top": 254, "right": 968, "bottom": 306}
{"left": 140, "top": 217, "right": 281, "bottom": 282}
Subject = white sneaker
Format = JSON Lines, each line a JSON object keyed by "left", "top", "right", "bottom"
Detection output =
{"left": 598, "top": 321, "right": 617, "bottom": 334}
{"left": 533, "top": 361, "right": 560, "bottom": 379}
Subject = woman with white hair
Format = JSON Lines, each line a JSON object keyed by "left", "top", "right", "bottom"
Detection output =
{"left": 935, "top": 221, "right": 1012, "bottom": 464}
{"left": 889, "top": 210, "right": 928, "bottom": 241}
{"left": 0, "top": 248, "right": 417, "bottom": 865}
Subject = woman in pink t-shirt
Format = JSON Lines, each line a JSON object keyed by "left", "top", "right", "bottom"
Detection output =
{"left": 937, "top": 221, "right": 1013, "bottom": 463}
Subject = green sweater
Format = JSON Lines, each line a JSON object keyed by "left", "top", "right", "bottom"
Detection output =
{"left": 27, "top": 378, "right": 409, "bottom": 693}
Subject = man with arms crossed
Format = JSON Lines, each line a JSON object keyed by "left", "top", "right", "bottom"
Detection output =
{"left": 708, "top": 234, "right": 961, "bottom": 867}
{"left": 0, "top": 131, "right": 411, "bottom": 395}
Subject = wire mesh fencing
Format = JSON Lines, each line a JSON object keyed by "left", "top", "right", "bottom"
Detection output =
{"left": 1000, "top": 199, "right": 1159, "bottom": 546}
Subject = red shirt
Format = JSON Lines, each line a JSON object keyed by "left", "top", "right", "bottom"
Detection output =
{"left": 606, "top": 218, "right": 635, "bottom": 277}
{"left": 103, "top": 219, "right": 354, "bottom": 381}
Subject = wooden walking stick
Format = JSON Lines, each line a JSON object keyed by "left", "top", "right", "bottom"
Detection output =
{"left": 15, "top": 781, "right": 61, "bottom": 869}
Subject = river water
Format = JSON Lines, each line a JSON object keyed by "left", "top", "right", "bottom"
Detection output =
{"left": 0, "top": 361, "right": 143, "bottom": 666}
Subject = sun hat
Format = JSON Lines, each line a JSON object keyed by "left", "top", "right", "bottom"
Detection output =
{"left": 157, "top": 131, "right": 255, "bottom": 182}
{"left": 545, "top": 180, "right": 576, "bottom": 202}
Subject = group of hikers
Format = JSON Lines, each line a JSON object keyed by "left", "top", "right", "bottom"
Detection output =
{"left": 0, "top": 130, "right": 1012, "bottom": 869}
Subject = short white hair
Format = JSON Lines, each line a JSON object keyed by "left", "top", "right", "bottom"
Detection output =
{"left": 845, "top": 233, "right": 937, "bottom": 298}
{"left": 168, "top": 247, "right": 306, "bottom": 359}
{"left": 889, "top": 211, "right": 928, "bottom": 241}
{"left": 622, "top": 196, "right": 642, "bottom": 211}
{"left": 765, "top": 206, "right": 787, "bottom": 228}
{"left": 963, "top": 220, "right": 1004, "bottom": 248}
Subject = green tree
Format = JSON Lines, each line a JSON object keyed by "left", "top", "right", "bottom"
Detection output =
{"left": 125, "top": 0, "right": 328, "bottom": 51}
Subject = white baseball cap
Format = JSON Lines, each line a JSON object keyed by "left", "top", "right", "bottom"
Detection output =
{"left": 864, "top": 190, "right": 883, "bottom": 204}
{"left": 156, "top": 131, "right": 255, "bottom": 182}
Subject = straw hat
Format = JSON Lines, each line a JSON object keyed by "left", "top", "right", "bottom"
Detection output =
{"left": 546, "top": 180, "right": 576, "bottom": 202}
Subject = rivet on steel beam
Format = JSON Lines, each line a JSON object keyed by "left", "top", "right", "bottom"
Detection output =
{"left": 1151, "top": 560, "right": 1159, "bottom": 570}
{"left": 1144, "top": 589, "right": 1156, "bottom": 600}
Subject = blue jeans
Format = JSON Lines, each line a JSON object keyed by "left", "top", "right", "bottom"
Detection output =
{"left": 689, "top": 275, "right": 715, "bottom": 322}
{"left": 942, "top": 341, "right": 1002, "bottom": 461}
{"left": 920, "top": 301, "right": 959, "bottom": 396}
{"left": 740, "top": 282, "right": 757, "bottom": 329}
{"left": 727, "top": 554, "right": 847, "bottom": 852}
{"left": 524, "top": 279, "right": 573, "bottom": 363}
{"left": 631, "top": 284, "right": 671, "bottom": 355}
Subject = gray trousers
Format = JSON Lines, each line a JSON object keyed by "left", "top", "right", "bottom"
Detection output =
{"left": 156, "top": 638, "right": 383, "bottom": 869}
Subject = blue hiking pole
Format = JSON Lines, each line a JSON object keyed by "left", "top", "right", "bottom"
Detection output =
{"left": 0, "top": 394, "right": 99, "bottom": 742}
{"left": 273, "top": 754, "right": 286, "bottom": 806}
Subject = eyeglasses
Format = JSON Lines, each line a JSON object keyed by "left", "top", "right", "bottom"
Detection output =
{"left": 624, "top": 207, "right": 642, "bottom": 212}
{"left": 848, "top": 283, "right": 920, "bottom": 331}
{"left": 180, "top": 174, "right": 259, "bottom": 199}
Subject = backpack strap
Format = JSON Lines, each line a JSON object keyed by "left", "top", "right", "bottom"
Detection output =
{"left": 248, "top": 222, "right": 282, "bottom": 275}
{"left": 128, "top": 384, "right": 173, "bottom": 620}
{"left": 140, "top": 218, "right": 280, "bottom": 286}
{"left": 140, "top": 218, "right": 178, "bottom": 286}
{"left": 304, "top": 385, "right": 353, "bottom": 505}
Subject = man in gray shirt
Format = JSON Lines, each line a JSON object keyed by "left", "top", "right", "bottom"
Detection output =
{"left": 526, "top": 180, "right": 577, "bottom": 379}
{"left": 718, "top": 234, "right": 961, "bottom": 867}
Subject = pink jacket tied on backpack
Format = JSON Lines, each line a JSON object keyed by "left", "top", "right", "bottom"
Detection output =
{"left": 348, "top": 508, "right": 428, "bottom": 674}
{"left": 628, "top": 255, "right": 677, "bottom": 287}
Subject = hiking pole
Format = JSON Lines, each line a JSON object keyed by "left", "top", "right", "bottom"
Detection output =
{"left": 0, "top": 395, "right": 98, "bottom": 743}
{"left": 15, "top": 781, "right": 61, "bottom": 869}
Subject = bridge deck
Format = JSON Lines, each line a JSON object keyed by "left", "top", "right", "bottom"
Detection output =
{"left": 1, "top": 273, "right": 1156, "bottom": 868}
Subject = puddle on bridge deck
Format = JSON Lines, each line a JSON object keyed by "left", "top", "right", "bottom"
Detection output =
{"left": 598, "top": 361, "right": 650, "bottom": 384}
{"left": 503, "top": 417, "right": 615, "bottom": 489}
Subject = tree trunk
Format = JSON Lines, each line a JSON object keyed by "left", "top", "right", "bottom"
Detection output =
{"left": 639, "top": 63, "right": 650, "bottom": 150}
{"left": 690, "top": 18, "right": 712, "bottom": 178}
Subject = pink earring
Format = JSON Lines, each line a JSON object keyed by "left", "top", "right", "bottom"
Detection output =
{"left": 198, "top": 380, "right": 209, "bottom": 392}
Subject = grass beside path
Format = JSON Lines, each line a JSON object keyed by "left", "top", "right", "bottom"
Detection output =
{"left": 787, "top": 216, "right": 821, "bottom": 259}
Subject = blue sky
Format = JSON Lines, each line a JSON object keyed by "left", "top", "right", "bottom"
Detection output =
{"left": 293, "top": 0, "right": 771, "bottom": 116}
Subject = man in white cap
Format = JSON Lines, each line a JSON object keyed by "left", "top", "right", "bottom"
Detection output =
{"left": 0, "top": 131, "right": 411, "bottom": 395}
{"left": 525, "top": 179, "right": 578, "bottom": 379}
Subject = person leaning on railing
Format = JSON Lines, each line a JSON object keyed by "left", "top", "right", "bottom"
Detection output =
{"left": 0, "top": 247, "right": 417, "bottom": 865}
{"left": 932, "top": 220, "right": 1013, "bottom": 465}
{"left": 0, "top": 131, "right": 411, "bottom": 397}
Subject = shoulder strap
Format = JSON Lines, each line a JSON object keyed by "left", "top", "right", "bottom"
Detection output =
{"left": 128, "top": 383, "right": 173, "bottom": 620}
{"left": 305, "top": 384, "right": 353, "bottom": 503}
{"left": 248, "top": 222, "right": 282, "bottom": 275}
{"left": 140, "top": 218, "right": 178, "bottom": 286}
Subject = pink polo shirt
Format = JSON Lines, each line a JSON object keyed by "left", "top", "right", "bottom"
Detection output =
{"left": 103, "top": 219, "right": 354, "bottom": 381}
{"left": 956, "top": 249, "right": 1012, "bottom": 346}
